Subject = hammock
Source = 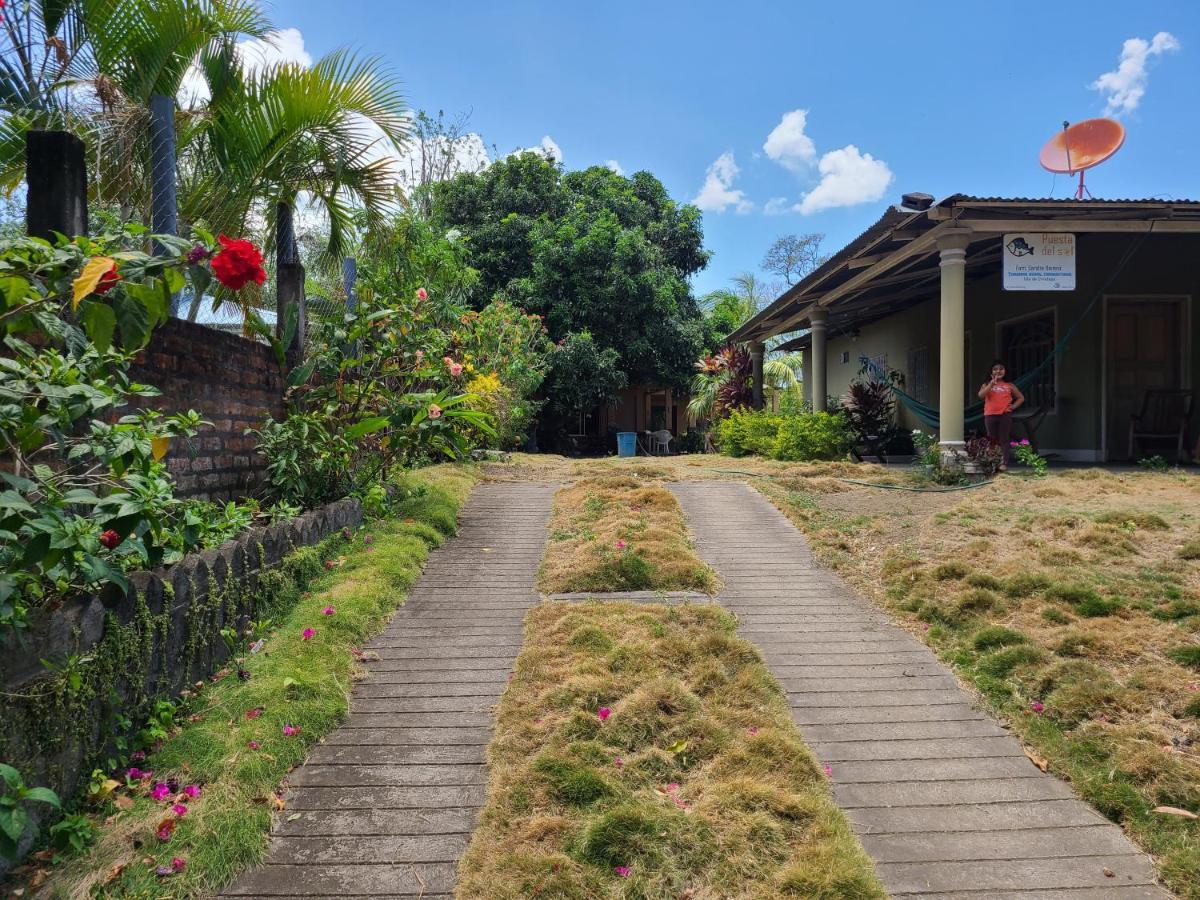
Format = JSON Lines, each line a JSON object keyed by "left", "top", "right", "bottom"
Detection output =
{"left": 860, "top": 233, "right": 1149, "bottom": 432}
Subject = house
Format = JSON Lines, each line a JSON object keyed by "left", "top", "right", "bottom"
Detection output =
{"left": 730, "top": 195, "right": 1200, "bottom": 462}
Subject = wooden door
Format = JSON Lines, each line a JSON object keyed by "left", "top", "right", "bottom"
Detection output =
{"left": 1106, "top": 300, "right": 1182, "bottom": 458}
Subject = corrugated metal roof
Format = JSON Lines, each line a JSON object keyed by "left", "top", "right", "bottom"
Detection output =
{"left": 943, "top": 194, "right": 1200, "bottom": 205}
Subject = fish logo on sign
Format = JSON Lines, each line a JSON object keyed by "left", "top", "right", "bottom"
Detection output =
{"left": 1005, "top": 237, "right": 1035, "bottom": 257}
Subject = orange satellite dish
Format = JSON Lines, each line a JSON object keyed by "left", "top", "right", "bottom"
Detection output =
{"left": 1039, "top": 118, "right": 1125, "bottom": 199}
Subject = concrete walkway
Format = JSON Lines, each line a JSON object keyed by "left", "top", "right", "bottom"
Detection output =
{"left": 223, "top": 482, "right": 555, "bottom": 899}
{"left": 672, "top": 481, "right": 1169, "bottom": 899}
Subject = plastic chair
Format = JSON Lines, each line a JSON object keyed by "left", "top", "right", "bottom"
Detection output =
{"left": 649, "top": 430, "right": 673, "bottom": 455}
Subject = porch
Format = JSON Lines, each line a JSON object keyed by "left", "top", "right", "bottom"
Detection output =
{"left": 731, "top": 196, "right": 1200, "bottom": 462}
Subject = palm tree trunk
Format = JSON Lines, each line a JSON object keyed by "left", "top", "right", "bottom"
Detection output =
{"left": 149, "top": 93, "right": 179, "bottom": 313}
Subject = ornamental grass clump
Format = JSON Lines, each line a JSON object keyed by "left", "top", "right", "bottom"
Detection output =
{"left": 458, "top": 601, "right": 884, "bottom": 899}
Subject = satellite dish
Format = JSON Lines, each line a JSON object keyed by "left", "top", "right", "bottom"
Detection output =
{"left": 1039, "top": 118, "right": 1125, "bottom": 199}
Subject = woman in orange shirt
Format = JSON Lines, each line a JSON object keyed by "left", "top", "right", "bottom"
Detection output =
{"left": 978, "top": 360, "right": 1025, "bottom": 471}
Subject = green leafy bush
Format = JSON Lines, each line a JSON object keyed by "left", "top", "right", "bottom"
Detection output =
{"left": 713, "top": 408, "right": 851, "bottom": 462}
{"left": 0, "top": 227, "right": 258, "bottom": 630}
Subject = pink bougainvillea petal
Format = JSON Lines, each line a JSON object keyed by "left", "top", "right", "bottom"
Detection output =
{"left": 614, "top": 865, "right": 631, "bottom": 878}
{"left": 597, "top": 707, "right": 611, "bottom": 722}
{"left": 302, "top": 628, "right": 315, "bottom": 641}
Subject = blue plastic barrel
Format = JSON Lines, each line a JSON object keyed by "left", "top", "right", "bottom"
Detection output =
{"left": 616, "top": 432, "right": 637, "bottom": 457}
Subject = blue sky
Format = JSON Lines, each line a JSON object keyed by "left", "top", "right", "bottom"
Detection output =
{"left": 266, "top": 0, "right": 1197, "bottom": 297}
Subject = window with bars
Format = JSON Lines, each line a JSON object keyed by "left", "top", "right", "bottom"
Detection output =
{"left": 999, "top": 312, "right": 1056, "bottom": 411}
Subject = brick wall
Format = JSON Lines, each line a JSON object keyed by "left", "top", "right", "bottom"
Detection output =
{"left": 129, "top": 318, "right": 283, "bottom": 499}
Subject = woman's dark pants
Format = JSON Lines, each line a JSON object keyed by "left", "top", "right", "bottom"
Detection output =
{"left": 984, "top": 413, "right": 1013, "bottom": 464}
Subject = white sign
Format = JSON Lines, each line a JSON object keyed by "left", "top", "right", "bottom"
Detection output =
{"left": 1002, "top": 233, "right": 1075, "bottom": 291}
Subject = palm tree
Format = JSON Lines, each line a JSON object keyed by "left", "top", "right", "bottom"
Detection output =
{"left": 699, "top": 272, "right": 772, "bottom": 334}
{"left": 0, "top": 1, "right": 267, "bottom": 220}
{"left": 184, "top": 48, "right": 408, "bottom": 320}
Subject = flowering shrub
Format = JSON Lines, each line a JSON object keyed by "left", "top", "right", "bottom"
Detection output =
{"left": 1010, "top": 439, "right": 1047, "bottom": 476}
{"left": 453, "top": 301, "right": 550, "bottom": 448}
{"left": 911, "top": 429, "right": 939, "bottom": 466}
{"left": 0, "top": 227, "right": 263, "bottom": 631}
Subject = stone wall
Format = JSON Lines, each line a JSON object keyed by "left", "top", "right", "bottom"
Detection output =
{"left": 0, "top": 498, "right": 362, "bottom": 866}
{"left": 130, "top": 318, "right": 284, "bottom": 500}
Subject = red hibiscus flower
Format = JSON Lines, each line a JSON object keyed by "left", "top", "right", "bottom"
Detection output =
{"left": 211, "top": 235, "right": 266, "bottom": 291}
{"left": 95, "top": 264, "right": 121, "bottom": 295}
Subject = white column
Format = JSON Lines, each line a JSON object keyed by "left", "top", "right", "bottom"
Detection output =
{"left": 937, "top": 231, "right": 972, "bottom": 456}
{"left": 809, "top": 307, "right": 828, "bottom": 412}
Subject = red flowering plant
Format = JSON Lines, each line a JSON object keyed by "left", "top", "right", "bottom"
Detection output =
{"left": 0, "top": 225, "right": 266, "bottom": 633}
{"left": 248, "top": 213, "right": 502, "bottom": 508}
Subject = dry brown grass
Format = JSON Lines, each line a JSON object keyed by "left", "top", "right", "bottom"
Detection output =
{"left": 456, "top": 601, "right": 885, "bottom": 899}
{"left": 756, "top": 468, "right": 1200, "bottom": 897}
{"left": 539, "top": 476, "right": 720, "bottom": 595}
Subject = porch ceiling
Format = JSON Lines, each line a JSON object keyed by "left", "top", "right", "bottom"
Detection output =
{"left": 730, "top": 195, "right": 1200, "bottom": 346}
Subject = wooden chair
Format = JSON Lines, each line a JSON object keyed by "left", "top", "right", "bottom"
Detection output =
{"left": 1129, "top": 390, "right": 1193, "bottom": 462}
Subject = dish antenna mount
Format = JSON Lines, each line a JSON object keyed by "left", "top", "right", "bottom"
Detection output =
{"left": 1039, "top": 118, "right": 1125, "bottom": 199}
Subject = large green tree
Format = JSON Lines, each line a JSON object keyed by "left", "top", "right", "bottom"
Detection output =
{"left": 430, "top": 153, "right": 710, "bottom": 397}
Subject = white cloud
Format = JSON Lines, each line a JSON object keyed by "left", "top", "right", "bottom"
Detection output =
{"left": 798, "top": 144, "right": 893, "bottom": 215}
{"left": 605, "top": 159, "right": 625, "bottom": 176}
{"left": 179, "top": 27, "right": 313, "bottom": 107}
{"left": 763, "top": 196, "right": 793, "bottom": 215}
{"left": 1091, "top": 31, "right": 1180, "bottom": 115}
{"left": 511, "top": 135, "right": 563, "bottom": 163}
{"left": 763, "top": 109, "right": 817, "bottom": 172}
{"left": 693, "top": 151, "right": 753, "bottom": 214}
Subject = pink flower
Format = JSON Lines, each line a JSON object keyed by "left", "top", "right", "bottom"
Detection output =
{"left": 631, "top": 506, "right": 641, "bottom": 513}
{"left": 1189, "top": 684, "right": 1198, "bottom": 692}
{"left": 747, "top": 727, "right": 759, "bottom": 736}
{"left": 613, "top": 757, "right": 623, "bottom": 767}
{"left": 665, "top": 783, "right": 679, "bottom": 793}
{"left": 247, "top": 741, "right": 261, "bottom": 750}
{"left": 126, "top": 767, "right": 146, "bottom": 780}
{"left": 1031, "top": 700, "right": 1045, "bottom": 714}
{"left": 416, "top": 287, "right": 428, "bottom": 301}
{"left": 150, "top": 783, "right": 171, "bottom": 801}
{"left": 302, "top": 628, "right": 315, "bottom": 641}
{"left": 822, "top": 764, "right": 832, "bottom": 777}
{"left": 183, "top": 785, "right": 200, "bottom": 798}
{"left": 323, "top": 606, "right": 336, "bottom": 616}
{"left": 245, "top": 707, "right": 263, "bottom": 719}
{"left": 615, "top": 539, "right": 626, "bottom": 550}
{"left": 428, "top": 403, "right": 443, "bottom": 419}
{"left": 615, "top": 866, "right": 631, "bottom": 878}
{"left": 171, "top": 857, "right": 186, "bottom": 872}
{"left": 156, "top": 827, "right": 172, "bottom": 842}
{"left": 130, "top": 750, "right": 146, "bottom": 763}
{"left": 283, "top": 725, "right": 300, "bottom": 737}
{"left": 597, "top": 707, "right": 611, "bottom": 722}
{"left": 172, "top": 803, "right": 188, "bottom": 817}
{"left": 364, "top": 535, "right": 374, "bottom": 544}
